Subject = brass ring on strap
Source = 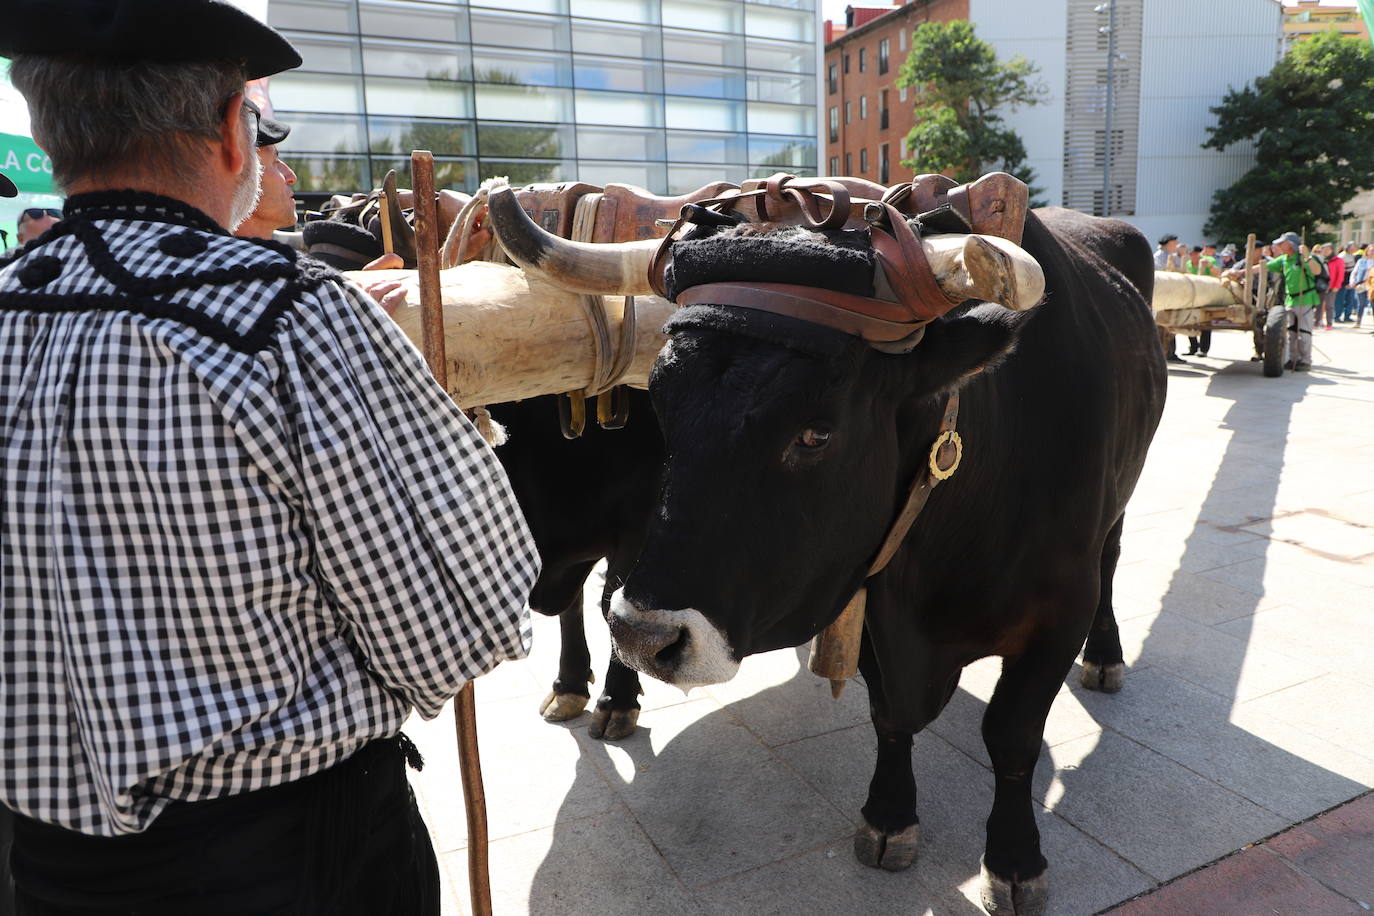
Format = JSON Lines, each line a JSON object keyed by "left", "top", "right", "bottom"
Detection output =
{"left": 928, "top": 430, "right": 963, "bottom": 481}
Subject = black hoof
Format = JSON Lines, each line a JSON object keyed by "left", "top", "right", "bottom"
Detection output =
{"left": 1079, "top": 660, "right": 1124, "bottom": 693}
{"left": 587, "top": 698, "right": 640, "bottom": 740}
{"left": 853, "top": 820, "right": 920, "bottom": 871}
{"left": 980, "top": 859, "right": 1048, "bottom": 916}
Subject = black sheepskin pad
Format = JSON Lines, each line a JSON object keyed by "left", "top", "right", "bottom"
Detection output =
{"left": 664, "top": 224, "right": 877, "bottom": 301}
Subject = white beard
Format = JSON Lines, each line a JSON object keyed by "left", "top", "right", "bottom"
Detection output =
{"left": 227, "top": 130, "right": 264, "bottom": 231}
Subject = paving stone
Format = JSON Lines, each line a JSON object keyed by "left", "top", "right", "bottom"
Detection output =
{"left": 1067, "top": 668, "right": 1373, "bottom": 822}
{"left": 702, "top": 644, "right": 873, "bottom": 748}
{"left": 1267, "top": 792, "right": 1374, "bottom": 907}
{"left": 1032, "top": 731, "right": 1288, "bottom": 881}
{"left": 1103, "top": 846, "right": 1359, "bottom": 916}
{"left": 1114, "top": 610, "right": 1327, "bottom": 702}
{"left": 406, "top": 695, "right": 619, "bottom": 852}
{"left": 1237, "top": 674, "right": 1374, "bottom": 760}
{"left": 1217, "top": 602, "right": 1374, "bottom": 691}
{"left": 443, "top": 812, "right": 703, "bottom": 916}
{"left": 576, "top": 697, "right": 853, "bottom": 887}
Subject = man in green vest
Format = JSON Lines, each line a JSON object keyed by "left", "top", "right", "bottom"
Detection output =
{"left": 1265, "top": 231, "right": 1322, "bottom": 371}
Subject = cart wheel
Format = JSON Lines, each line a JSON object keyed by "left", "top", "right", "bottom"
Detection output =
{"left": 1263, "top": 306, "right": 1286, "bottom": 377}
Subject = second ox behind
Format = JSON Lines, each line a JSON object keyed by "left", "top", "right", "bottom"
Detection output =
{"left": 488, "top": 175, "right": 1166, "bottom": 916}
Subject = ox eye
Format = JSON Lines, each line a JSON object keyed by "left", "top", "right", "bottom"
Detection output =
{"left": 795, "top": 428, "right": 832, "bottom": 449}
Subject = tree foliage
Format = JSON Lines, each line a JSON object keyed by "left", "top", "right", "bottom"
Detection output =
{"left": 896, "top": 20, "right": 1047, "bottom": 203}
{"left": 1204, "top": 31, "right": 1374, "bottom": 243}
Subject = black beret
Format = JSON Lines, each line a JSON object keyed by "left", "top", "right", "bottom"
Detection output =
{"left": 0, "top": 172, "right": 15, "bottom": 198}
{"left": 257, "top": 117, "right": 290, "bottom": 148}
{"left": 0, "top": 0, "right": 301, "bottom": 79}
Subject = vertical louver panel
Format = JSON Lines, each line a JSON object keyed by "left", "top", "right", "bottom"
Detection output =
{"left": 1063, "top": 0, "right": 1142, "bottom": 215}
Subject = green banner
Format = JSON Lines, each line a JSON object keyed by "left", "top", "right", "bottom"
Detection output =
{"left": 1, "top": 131, "right": 54, "bottom": 194}
{"left": 1359, "top": 0, "right": 1374, "bottom": 46}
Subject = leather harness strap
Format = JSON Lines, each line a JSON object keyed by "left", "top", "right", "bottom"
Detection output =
{"left": 866, "top": 392, "right": 962, "bottom": 579}
{"left": 675, "top": 281, "right": 932, "bottom": 343}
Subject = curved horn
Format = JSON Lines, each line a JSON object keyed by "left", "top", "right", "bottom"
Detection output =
{"left": 936, "top": 234, "right": 1045, "bottom": 311}
{"left": 486, "top": 184, "right": 660, "bottom": 295}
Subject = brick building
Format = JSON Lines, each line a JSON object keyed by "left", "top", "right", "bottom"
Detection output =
{"left": 823, "top": 0, "right": 968, "bottom": 186}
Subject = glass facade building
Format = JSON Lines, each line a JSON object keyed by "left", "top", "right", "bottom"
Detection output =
{"left": 265, "top": 0, "right": 821, "bottom": 197}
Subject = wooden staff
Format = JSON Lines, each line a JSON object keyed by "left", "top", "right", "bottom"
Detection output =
{"left": 412, "top": 150, "right": 494, "bottom": 916}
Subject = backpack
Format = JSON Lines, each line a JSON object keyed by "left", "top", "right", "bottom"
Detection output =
{"left": 1310, "top": 255, "right": 1330, "bottom": 294}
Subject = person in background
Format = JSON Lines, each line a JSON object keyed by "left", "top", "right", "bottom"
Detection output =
{"left": 1152, "top": 234, "right": 1185, "bottom": 362}
{"left": 1333, "top": 241, "right": 1357, "bottom": 323}
{"left": 1321, "top": 242, "right": 1344, "bottom": 329}
{"left": 16, "top": 206, "right": 61, "bottom": 245}
{"left": 1184, "top": 245, "right": 1220, "bottom": 355}
{"left": 1351, "top": 241, "right": 1372, "bottom": 328}
{"left": 1260, "top": 231, "right": 1322, "bottom": 370}
{"left": 1153, "top": 233, "right": 1177, "bottom": 269}
{"left": 233, "top": 114, "right": 297, "bottom": 241}
{"left": 0, "top": 1, "right": 538, "bottom": 912}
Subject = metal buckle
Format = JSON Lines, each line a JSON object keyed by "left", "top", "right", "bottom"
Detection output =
{"left": 928, "top": 430, "right": 963, "bottom": 481}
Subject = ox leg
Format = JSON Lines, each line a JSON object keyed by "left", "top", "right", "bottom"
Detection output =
{"left": 588, "top": 562, "right": 643, "bottom": 740}
{"left": 978, "top": 637, "right": 1084, "bottom": 916}
{"left": 1081, "top": 515, "right": 1126, "bottom": 693}
{"left": 539, "top": 590, "right": 594, "bottom": 722}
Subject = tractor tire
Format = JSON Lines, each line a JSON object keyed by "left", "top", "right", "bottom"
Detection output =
{"left": 1263, "top": 306, "right": 1286, "bottom": 377}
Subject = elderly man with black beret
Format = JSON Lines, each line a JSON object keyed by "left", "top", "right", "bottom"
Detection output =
{"left": 0, "top": 2, "right": 539, "bottom": 912}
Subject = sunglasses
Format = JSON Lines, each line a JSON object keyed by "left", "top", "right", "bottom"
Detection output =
{"left": 222, "top": 92, "right": 262, "bottom": 139}
{"left": 22, "top": 208, "right": 62, "bottom": 221}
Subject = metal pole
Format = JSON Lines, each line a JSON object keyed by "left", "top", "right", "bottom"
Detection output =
{"left": 411, "top": 149, "right": 494, "bottom": 916}
{"left": 1101, "top": 0, "right": 1117, "bottom": 217}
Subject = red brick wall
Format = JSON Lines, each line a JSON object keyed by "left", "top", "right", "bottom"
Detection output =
{"left": 823, "top": 0, "right": 970, "bottom": 186}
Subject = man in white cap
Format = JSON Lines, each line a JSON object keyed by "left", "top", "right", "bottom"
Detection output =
{"left": 0, "top": 1, "right": 538, "bottom": 912}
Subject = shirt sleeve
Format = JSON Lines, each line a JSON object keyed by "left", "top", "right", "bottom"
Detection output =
{"left": 273, "top": 277, "right": 538, "bottom": 719}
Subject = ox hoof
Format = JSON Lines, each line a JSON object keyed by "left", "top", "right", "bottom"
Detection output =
{"left": 539, "top": 691, "right": 589, "bottom": 722}
{"left": 979, "top": 859, "right": 1049, "bottom": 916}
{"left": 1079, "top": 660, "right": 1125, "bottom": 694}
{"left": 588, "top": 704, "right": 640, "bottom": 741}
{"left": 853, "top": 820, "right": 920, "bottom": 872}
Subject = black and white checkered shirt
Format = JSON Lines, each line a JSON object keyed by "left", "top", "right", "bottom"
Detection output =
{"left": 0, "top": 191, "right": 538, "bottom": 837}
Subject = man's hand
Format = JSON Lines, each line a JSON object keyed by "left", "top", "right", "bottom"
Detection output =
{"left": 359, "top": 253, "right": 409, "bottom": 316}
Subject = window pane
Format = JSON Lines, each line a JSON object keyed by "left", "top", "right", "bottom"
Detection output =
{"left": 748, "top": 73, "right": 814, "bottom": 105}
{"left": 664, "top": 64, "right": 745, "bottom": 99}
{"left": 370, "top": 155, "right": 478, "bottom": 192}
{"left": 749, "top": 136, "right": 816, "bottom": 169}
{"left": 574, "top": 57, "right": 663, "bottom": 93}
{"left": 472, "top": 47, "right": 573, "bottom": 87}
{"left": 572, "top": 20, "right": 662, "bottom": 58}
{"left": 570, "top": 0, "right": 658, "bottom": 23}
{"left": 369, "top": 117, "right": 475, "bottom": 156}
{"left": 575, "top": 89, "right": 663, "bottom": 127}
{"left": 481, "top": 159, "right": 571, "bottom": 185}
{"left": 271, "top": 72, "right": 365, "bottom": 115}
{"left": 576, "top": 126, "right": 666, "bottom": 161}
{"left": 478, "top": 122, "right": 576, "bottom": 159}
{"left": 283, "top": 154, "right": 369, "bottom": 193}
{"left": 666, "top": 97, "right": 746, "bottom": 132}
{"left": 470, "top": 9, "right": 571, "bottom": 51}
{"left": 663, "top": 29, "right": 745, "bottom": 67}
{"left": 276, "top": 113, "right": 369, "bottom": 154}
{"left": 666, "top": 130, "right": 747, "bottom": 164}
{"left": 745, "top": 7, "right": 814, "bottom": 42}
{"left": 748, "top": 38, "right": 815, "bottom": 74}
{"left": 475, "top": 84, "right": 574, "bottom": 122}
{"left": 364, "top": 39, "right": 469, "bottom": 81}
{"left": 661, "top": 0, "right": 743, "bottom": 33}
{"left": 749, "top": 102, "right": 815, "bottom": 136}
{"left": 367, "top": 76, "right": 473, "bottom": 118}
{"left": 358, "top": 1, "right": 468, "bottom": 42}
{"left": 269, "top": 0, "right": 357, "bottom": 33}
{"left": 576, "top": 161, "right": 666, "bottom": 191}
{"left": 473, "top": 0, "right": 565, "bottom": 12}
{"left": 280, "top": 32, "right": 361, "bottom": 74}
{"left": 669, "top": 164, "right": 746, "bottom": 194}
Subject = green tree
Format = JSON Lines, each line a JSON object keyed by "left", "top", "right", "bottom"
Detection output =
{"left": 896, "top": 20, "right": 1047, "bottom": 203}
{"left": 1204, "top": 31, "right": 1374, "bottom": 243}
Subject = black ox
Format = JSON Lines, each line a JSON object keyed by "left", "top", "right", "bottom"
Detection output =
{"left": 490, "top": 189, "right": 1166, "bottom": 914}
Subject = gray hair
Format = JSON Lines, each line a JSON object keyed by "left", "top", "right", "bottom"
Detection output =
{"left": 8, "top": 55, "right": 247, "bottom": 192}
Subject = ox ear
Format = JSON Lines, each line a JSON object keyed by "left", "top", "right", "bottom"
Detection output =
{"left": 904, "top": 303, "right": 1024, "bottom": 396}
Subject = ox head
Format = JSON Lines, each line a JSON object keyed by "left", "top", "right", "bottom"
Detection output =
{"left": 487, "top": 186, "right": 1044, "bottom": 688}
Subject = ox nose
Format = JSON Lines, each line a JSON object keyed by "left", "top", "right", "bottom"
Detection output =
{"left": 607, "top": 590, "right": 741, "bottom": 687}
{"left": 608, "top": 607, "right": 689, "bottom": 674}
